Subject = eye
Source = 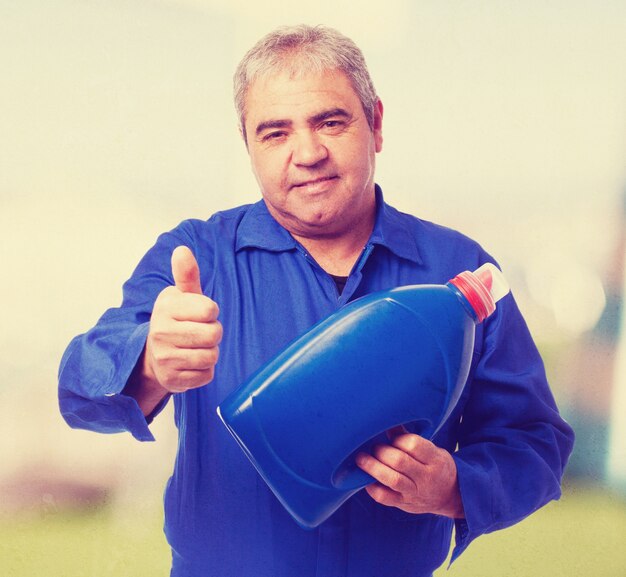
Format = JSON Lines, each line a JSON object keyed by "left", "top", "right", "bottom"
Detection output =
{"left": 262, "top": 131, "right": 287, "bottom": 142}
{"left": 320, "top": 119, "right": 346, "bottom": 134}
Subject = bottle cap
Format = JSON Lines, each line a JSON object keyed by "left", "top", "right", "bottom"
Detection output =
{"left": 473, "top": 263, "right": 509, "bottom": 304}
{"left": 449, "top": 263, "right": 510, "bottom": 322}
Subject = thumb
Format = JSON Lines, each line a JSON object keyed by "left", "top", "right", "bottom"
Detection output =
{"left": 171, "top": 246, "right": 202, "bottom": 294}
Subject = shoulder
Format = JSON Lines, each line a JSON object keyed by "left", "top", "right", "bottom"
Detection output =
{"left": 173, "top": 203, "right": 257, "bottom": 243}
{"left": 383, "top": 202, "right": 495, "bottom": 274}
{"left": 132, "top": 202, "right": 257, "bottom": 277}
{"left": 125, "top": 202, "right": 259, "bottom": 301}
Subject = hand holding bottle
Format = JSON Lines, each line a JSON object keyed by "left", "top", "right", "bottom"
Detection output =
{"left": 355, "top": 426, "right": 464, "bottom": 519}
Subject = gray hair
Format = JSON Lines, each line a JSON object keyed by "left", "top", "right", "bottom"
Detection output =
{"left": 234, "top": 24, "right": 378, "bottom": 142}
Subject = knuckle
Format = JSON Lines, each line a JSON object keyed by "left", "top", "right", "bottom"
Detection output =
{"left": 207, "top": 324, "right": 223, "bottom": 346}
{"left": 387, "top": 451, "right": 406, "bottom": 470}
{"left": 387, "top": 471, "right": 404, "bottom": 490}
{"left": 167, "top": 370, "right": 204, "bottom": 392}
{"left": 214, "top": 321, "right": 224, "bottom": 342}
{"left": 155, "top": 286, "right": 177, "bottom": 307}
{"left": 150, "top": 327, "right": 169, "bottom": 343}
{"left": 151, "top": 348, "right": 171, "bottom": 364}
{"left": 201, "top": 347, "right": 220, "bottom": 367}
{"left": 159, "top": 373, "right": 178, "bottom": 390}
{"left": 202, "top": 299, "right": 219, "bottom": 320}
{"left": 404, "top": 435, "right": 421, "bottom": 453}
{"left": 149, "top": 318, "right": 174, "bottom": 342}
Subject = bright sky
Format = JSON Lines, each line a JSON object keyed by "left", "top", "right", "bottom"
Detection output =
{"left": 1, "top": 0, "right": 625, "bottom": 372}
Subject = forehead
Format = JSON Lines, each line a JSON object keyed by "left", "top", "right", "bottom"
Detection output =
{"left": 244, "top": 68, "right": 360, "bottom": 124}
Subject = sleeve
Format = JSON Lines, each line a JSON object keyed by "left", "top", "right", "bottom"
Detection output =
{"left": 449, "top": 292, "right": 575, "bottom": 561}
{"left": 57, "top": 221, "right": 202, "bottom": 442}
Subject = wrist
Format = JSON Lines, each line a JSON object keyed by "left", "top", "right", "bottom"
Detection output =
{"left": 438, "top": 477, "right": 465, "bottom": 519}
{"left": 123, "top": 349, "right": 169, "bottom": 416}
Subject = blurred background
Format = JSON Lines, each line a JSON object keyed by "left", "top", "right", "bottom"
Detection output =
{"left": 1, "top": 0, "right": 625, "bottom": 575}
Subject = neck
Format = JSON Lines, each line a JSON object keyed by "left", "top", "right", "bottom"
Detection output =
{"left": 293, "top": 219, "right": 374, "bottom": 276}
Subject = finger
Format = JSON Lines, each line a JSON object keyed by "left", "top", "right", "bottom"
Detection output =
{"left": 161, "top": 367, "right": 216, "bottom": 392}
{"left": 371, "top": 443, "right": 424, "bottom": 478}
{"left": 364, "top": 483, "right": 404, "bottom": 508}
{"left": 355, "top": 451, "right": 414, "bottom": 494}
{"left": 174, "top": 299, "right": 220, "bottom": 323}
{"left": 390, "top": 433, "right": 439, "bottom": 465}
{"left": 158, "top": 346, "right": 220, "bottom": 371}
{"left": 171, "top": 321, "right": 223, "bottom": 349}
{"left": 159, "top": 290, "right": 219, "bottom": 322}
{"left": 150, "top": 317, "right": 222, "bottom": 348}
{"left": 171, "top": 246, "right": 202, "bottom": 294}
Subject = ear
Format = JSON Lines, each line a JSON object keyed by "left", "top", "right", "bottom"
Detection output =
{"left": 239, "top": 125, "right": 250, "bottom": 151}
{"left": 373, "top": 99, "right": 383, "bottom": 153}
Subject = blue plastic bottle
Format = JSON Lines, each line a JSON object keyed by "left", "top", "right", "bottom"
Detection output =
{"left": 217, "top": 263, "right": 509, "bottom": 528}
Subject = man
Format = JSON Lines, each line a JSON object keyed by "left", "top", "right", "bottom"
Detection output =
{"left": 58, "top": 25, "right": 574, "bottom": 577}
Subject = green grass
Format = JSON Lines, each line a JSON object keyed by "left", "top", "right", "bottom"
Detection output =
{"left": 1, "top": 483, "right": 624, "bottom": 576}
{"left": 436, "top": 483, "right": 626, "bottom": 576}
{"left": 0, "top": 504, "right": 170, "bottom": 577}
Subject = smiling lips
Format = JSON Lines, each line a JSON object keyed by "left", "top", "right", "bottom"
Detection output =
{"left": 291, "top": 175, "right": 339, "bottom": 190}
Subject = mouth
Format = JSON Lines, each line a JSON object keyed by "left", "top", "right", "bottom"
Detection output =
{"left": 291, "top": 175, "right": 339, "bottom": 190}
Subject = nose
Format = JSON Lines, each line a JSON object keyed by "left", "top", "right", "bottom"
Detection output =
{"left": 291, "top": 131, "right": 328, "bottom": 167}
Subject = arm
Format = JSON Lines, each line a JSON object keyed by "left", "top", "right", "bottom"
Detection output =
{"left": 448, "top": 294, "right": 574, "bottom": 559}
{"left": 356, "top": 294, "right": 574, "bottom": 558}
{"left": 58, "top": 225, "right": 221, "bottom": 440}
{"left": 122, "top": 246, "right": 222, "bottom": 417}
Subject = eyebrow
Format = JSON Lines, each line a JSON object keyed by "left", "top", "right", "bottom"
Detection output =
{"left": 310, "top": 108, "right": 351, "bottom": 125}
{"left": 255, "top": 119, "right": 292, "bottom": 137}
{"left": 254, "top": 108, "right": 352, "bottom": 138}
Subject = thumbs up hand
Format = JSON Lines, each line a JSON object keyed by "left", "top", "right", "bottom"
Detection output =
{"left": 140, "top": 246, "right": 223, "bottom": 396}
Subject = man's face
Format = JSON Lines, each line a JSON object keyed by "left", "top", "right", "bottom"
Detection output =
{"left": 243, "top": 68, "right": 383, "bottom": 241}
